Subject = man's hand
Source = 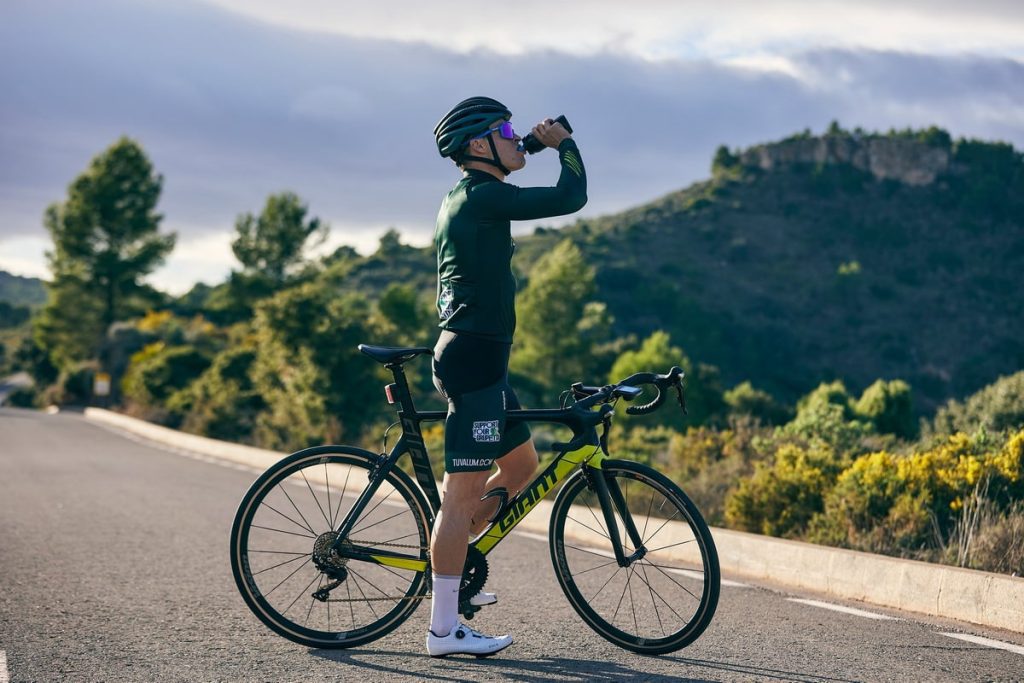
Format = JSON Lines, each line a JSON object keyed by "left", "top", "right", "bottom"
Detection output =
{"left": 531, "top": 118, "right": 571, "bottom": 149}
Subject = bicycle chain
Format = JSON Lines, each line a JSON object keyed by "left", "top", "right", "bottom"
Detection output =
{"left": 313, "top": 537, "right": 430, "bottom": 602}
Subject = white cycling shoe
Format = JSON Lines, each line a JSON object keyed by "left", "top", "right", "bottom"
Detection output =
{"left": 469, "top": 590, "right": 497, "bottom": 607}
{"left": 426, "top": 622, "right": 513, "bottom": 658}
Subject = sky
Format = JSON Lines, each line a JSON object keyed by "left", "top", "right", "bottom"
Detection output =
{"left": 1, "top": 0, "right": 1023, "bottom": 293}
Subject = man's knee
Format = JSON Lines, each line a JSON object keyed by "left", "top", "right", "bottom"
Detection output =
{"left": 441, "top": 469, "right": 491, "bottom": 510}
{"left": 499, "top": 440, "right": 539, "bottom": 488}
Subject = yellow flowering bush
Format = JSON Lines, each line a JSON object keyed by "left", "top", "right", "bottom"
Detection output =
{"left": 725, "top": 443, "right": 844, "bottom": 537}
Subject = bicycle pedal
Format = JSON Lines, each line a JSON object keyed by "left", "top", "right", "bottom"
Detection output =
{"left": 459, "top": 601, "right": 480, "bottom": 620}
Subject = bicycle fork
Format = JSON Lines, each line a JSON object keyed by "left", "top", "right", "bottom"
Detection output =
{"left": 585, "top": 464, "right": 647, "bottom": 567}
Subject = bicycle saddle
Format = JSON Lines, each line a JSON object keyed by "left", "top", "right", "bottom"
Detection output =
{"left": 357, "top": 344, "right": 433, "bottom": 365}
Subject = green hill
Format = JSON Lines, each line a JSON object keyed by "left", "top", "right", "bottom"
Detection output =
{"left": 227, "top": 126, "right": 1024, "bottom": 415}
{"left": 0, "top": 270, "right": 47, "bottom": 308}
{"left": 521, "top": 127, "right": 1024, "bottom": 412}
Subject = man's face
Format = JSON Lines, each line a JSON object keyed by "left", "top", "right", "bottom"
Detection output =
{"left": 469, "top": 119, "right": 525, "bottom": 173}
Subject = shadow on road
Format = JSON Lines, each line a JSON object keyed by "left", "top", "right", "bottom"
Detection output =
{"left": 310, "top": 648, "right": 859, "bottom": 682}
{"left": 663, "top": 656, "right": 860, "bottom": 683}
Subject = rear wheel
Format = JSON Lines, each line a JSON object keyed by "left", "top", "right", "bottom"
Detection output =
{"left": 549, "top": 460, "right": 720, "bottom": 654}
{"left": 230, "top": 446, "right": 432, "bottom": 648}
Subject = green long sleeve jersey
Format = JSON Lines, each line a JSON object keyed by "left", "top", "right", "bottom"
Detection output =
{"left": 434, "top": 138, "right": 587, "bottom": 343}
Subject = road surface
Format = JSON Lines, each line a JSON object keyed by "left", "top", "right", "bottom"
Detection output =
{"left": 1, "top": 407, "right": 1022, "bottom": 682}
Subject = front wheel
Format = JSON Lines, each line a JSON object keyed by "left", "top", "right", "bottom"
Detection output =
{"left": 549, "top": 460, "right": 720, "bottom": 654}
{"left": 230, "top": 446, "right": 432, "bottom": 649}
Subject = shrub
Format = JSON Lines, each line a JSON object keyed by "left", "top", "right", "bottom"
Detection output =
{"left": 813, "top": 430, "right": 1024, "bottom": 556}
{"left": 121, "top": 343, "right": 212, "bottom": 423}
{"left": 724, "top": 381, "right": 790, "bottom": 425}
{"left": 6, "top": 385, "right": 39, "bottom": 408}
{"left": 725, "top": 443, "right": 844, "bottom": 538}
{"left": 855, "top": 379, "right": 916, "bottom": 439}
{"left": 171, "top": 345, "right": 265, "bottom": 443}
{"left": 969, "top": 502, "right": 1024, "bottom": 575}
{"left": 931, "top": 371, "right": 1024, "bottom": 437}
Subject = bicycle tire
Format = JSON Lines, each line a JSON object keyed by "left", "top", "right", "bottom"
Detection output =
{"left": 230, "top": 445, "right": 432, "bottom": 649}
{"left": 549, "top": 460, "right": 720, "bottom": 654}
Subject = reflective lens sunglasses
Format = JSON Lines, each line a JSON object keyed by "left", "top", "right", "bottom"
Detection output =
{"left": 471, "top": 121, "right": 516, "bottom": 141}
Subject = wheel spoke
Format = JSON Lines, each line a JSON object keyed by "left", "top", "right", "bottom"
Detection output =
{"left": 611, "top": 566, "right": 632, "bottom": 624}
{"left": 260, "top": 502, "right": 316, "bottom": 536}
{"left": 553, "top": 464, "right": 719, "bottom": 651}
{"left": 586, "top": 502, "right": 610, "bottom": 539}
{"left": 588, "top": 564, "right": 622, "bottom": 604}
{"left": 264, "top": 558, "right": 313, "bottom": 597}
{"left": 333, "top": 466, "right": 353, "bottom": 530}
{"left": 301, "top": 469, "right": 332, "bottom": 529}
{"left": 348, "top": 569, "right": 380, "bottom": 619}
{"left": 639, "top": 562, "right": 666, "bottom": 636}
{"left": 250, "top": 523, "right": 316, "bottom": 540}
{"left": 325, "top": 463, "right": 334, "bottom": 528}
{"left": 645, "top": 539, "right": 698, "bottom": 554}
{"left": 642, "top": 506, "right": 683, "bottom": 546}
{"left": 563, "top": 542, "right": 615, "bottom": 561}
{"left": 280, "top": 486, "right": 319, "bottom": 536}
{"left": 566, "top": 513, "right": 611, "bottom": 540}
{"left": 232, "top": 454, "right": 441, "bottom": 647}
{"left": 351, "top": 506, "right": 410, "bottom": 536}
{"left": 645, "top": 560, "right": 702, "bottom": 603}
{"left": 636, "top": 562, "right": 687, "bottom": 623}
{"left": 252, "top": 552, "right": 311, "bottom": 577}
{"left": 568, "top": 558, "right": 619, "bottom": 576}
{"left": 284, "top": 569, "right": 324, "bottom": 615}
{"left": 307, "top": 574, "right": 324, "bottom": 624}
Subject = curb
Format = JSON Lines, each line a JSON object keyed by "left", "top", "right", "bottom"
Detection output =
{"left": 83, "top": 407, "right": 1023, "bottom": 634}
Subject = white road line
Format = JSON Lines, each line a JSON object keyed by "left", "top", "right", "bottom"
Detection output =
{"left": 1, "top": 650, "right": 9, "bottom": 683}
{"left": 939, "top": 632, "right": 1024, "bottom": 656}
{"left": 514, "top": 530, "right": 748, "bottom": 587}
{"left": 787, "top": 598, "right": 899, "bottom": 620}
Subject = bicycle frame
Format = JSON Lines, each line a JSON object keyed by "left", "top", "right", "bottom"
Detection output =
{"left": 329, "top": 359, "right": 647, "bottom": 573}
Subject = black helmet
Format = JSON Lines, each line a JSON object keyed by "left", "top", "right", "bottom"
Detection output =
{"left": 434, "top": 97, "right": 512, "bottom": 159}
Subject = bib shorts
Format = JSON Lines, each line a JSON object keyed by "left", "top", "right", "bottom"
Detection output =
{"left": 431, "top": 330, "right": 531, "bottom": 474}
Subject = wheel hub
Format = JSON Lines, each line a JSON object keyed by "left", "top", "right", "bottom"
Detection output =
{"left": 312, "top": 531, "right": 349, "bottom": 580}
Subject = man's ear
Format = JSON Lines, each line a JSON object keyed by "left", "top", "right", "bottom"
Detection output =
{"left": 467, "top": 138, "right": 487, "bottom": 156}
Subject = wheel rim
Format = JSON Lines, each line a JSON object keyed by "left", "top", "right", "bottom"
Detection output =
{"left": 555, "top": 467, "right": 715, "bottom": 647}
{"left": 234, "top": 454, "right": 429, "bottom": 643}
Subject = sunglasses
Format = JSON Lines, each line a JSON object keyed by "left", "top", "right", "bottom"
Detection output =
{"left": 471, "top": 121, "right": 516, "bottom": 141}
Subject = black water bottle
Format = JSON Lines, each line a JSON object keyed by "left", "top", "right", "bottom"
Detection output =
{"left": 521, "top": 115, "right": 573, "bottom": 154}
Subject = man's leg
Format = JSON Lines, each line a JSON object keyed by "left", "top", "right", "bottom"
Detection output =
{"left": 429, "top": 468, "right": 490, "bottom": 637}
{"left": 469, "top": 439, "right": 539, "bottom": 535}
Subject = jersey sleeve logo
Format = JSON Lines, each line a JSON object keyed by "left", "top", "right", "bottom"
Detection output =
{"left": 438, "top": 282, "right": 455, "bottom": 319}
{"left": 562, "top": 150, "right": 583, "bottom": 177}
{"left": 472, "top": 420, "right": 501, "bottom": 443}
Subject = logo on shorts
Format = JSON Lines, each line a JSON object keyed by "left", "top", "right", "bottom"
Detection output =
{"left": 472, "top": 420, "right": 501, "bottom": 443}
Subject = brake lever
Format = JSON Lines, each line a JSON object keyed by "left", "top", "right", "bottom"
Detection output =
{"left": 599, "top": 415, "right": 611, "bottom": 455}
{"left": 674, "top": 381, "right": 687, "bottom": 415}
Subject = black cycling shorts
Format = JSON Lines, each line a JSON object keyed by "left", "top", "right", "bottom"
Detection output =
{"left": 432, "top": 330, "right": 531, "bottom": 473}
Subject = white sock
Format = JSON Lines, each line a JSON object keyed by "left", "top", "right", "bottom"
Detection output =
{"left": 429, "top": 573, "right": 461, "bottom": 637}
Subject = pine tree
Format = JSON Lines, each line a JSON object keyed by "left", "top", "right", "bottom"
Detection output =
{"left": 35, "top": 137, "right": 174, "bottom": 367}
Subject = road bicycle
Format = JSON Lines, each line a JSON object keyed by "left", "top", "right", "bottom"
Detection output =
{"left": 230, "top": 344, "right": 720, "bottom": 655}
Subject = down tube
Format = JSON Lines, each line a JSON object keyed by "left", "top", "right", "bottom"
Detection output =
{"left": 473, "top": 448, "right": 599, "bottom": 554}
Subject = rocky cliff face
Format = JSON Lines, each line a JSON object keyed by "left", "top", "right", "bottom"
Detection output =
{"left": 740, "top": 135, "right": 952, "bottom": 186}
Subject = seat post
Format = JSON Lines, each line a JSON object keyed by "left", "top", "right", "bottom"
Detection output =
{"left": 386, "top": 362, "right": 419, "bottom": 416}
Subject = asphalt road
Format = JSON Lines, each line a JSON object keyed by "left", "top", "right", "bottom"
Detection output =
{"left": 1, "top": 407, "right": 1023, "bottom": 682}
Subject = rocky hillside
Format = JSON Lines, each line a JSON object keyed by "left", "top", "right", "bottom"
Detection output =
{"left": 518, "top": 126, "right": 1024, "bottom": 412}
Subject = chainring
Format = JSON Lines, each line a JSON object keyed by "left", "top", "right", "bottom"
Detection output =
{"left": 457, "top": 546, "right": 489, "bottom": 603}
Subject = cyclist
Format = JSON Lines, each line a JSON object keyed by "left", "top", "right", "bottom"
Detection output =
{"left": 427, "top": 96, "right": 587, "bottom": 657}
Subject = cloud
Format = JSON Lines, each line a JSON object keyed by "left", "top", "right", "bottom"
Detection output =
{"left": 1, "top": 0, "right": 1023, "bottom": 292}
{"left": 202, "top": 0, "right": 1024, "bottom": 59}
